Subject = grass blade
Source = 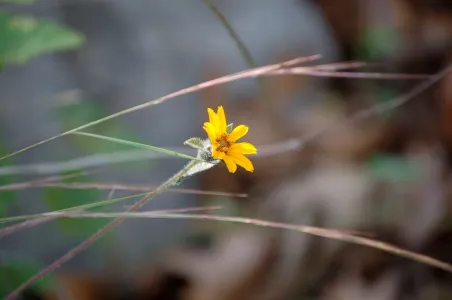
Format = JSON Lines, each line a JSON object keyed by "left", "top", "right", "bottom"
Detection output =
{"left": 72, "top": 132, "right": 204, "bottom": 162}
{"left": 55, "top": 211, "right": 452, "bottom": 274}
{"left": 0, "top": 55, "right": 319, "bottom": 163}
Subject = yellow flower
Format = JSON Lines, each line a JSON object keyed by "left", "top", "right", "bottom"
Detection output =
{"left": 203, "top": 106, "right": 257, "bottom": 173}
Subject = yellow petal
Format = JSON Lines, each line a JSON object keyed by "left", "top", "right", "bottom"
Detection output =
{"left": 228, "top": 152, "right": 254, "bottom": 172}
{"left": 203, "top": 122, "right": 217, "bottom": 143}
{"left": 207, "top": 108, "right": 219, "bottom": 134}
{"left": 223, "top": 156, "right": 237, "bottom": 173}
{"left": 212, "top": 148, "right": 225, "bottom": 160}
{"left": 217, "top": 106, "right": 227, "bottom": 134}
{"left": 228, "top": 125, "right": 249, "bottom": 142}
{"left": 229, "top": 142, "right": 257, "bottom": 154}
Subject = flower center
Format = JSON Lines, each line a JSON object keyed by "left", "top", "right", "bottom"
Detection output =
{"left": 216, "top": 133, "right": 231, "bottom": 153}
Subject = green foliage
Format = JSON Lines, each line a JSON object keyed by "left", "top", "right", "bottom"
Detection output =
{"left": 0, "top": 141, "right": 16, "bottom": 218}
{"left": 365, "top": 153, "right": 422, "bottom": 182}
{"left": 43, "top": 173, "right": 110, "bottom": 237}
{"left": 357, "top": 26, "right": 397, "bottom": 61}
{"left": 0, "top": 259, "right": 55, "bottom": 296}
{"left": 0, "top": 10, "right": 83, "bottom": 67}
{"left": 0, "top": 0, "right": 34, "bottom": 4}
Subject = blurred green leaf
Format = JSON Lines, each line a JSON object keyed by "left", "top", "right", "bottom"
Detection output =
{"left": 377, "top": 87, "right": 398, "bottom": 117}
{"left": 55, "top": 99, "right": 142, "bottom": 153}
{"left": 0, "top": 259, "right": 54, "bottom": 297}
{"left": 55, "top": 98, "right": 150, "bottom": 171}
{"left": 358, "top": 26, "right": 397, "bottom": 60}
{"left": 0, "top": 11, "right": 84, "bottom": 66}
{"left": 43, "top": 173, "right": 109, "bottom": 237}
{"left": 0, "top": 0, "right": 34, "bottom": 4}
{"left": 365, "top": 153, "right": 422, "bottom": 182}
{"left": 0, "top": 141, "right": 16, "bottom": 218}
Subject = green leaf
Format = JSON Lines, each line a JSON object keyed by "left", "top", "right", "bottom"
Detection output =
{"left": 0, "top": 259, "right": 55, "bottom": 296}
{"left": 357, "top": 26, "right": 397, "bottom": 60}
{"left": 0, "top": 11, "right": 84, "bottom": 66}
{"left": 184, "top": 137, "right": 203, "bottom": 150}
{"left": 72, "top": 131, "right": 204, "bottom": 162}
{"left": 0, "top": 140, "right": 16, "bottom": 218}
{"left": 365, "top": 153, "right": 421, "bottom": 182}
{"left": 43, "top": 173, "right": 109, "bottom": 237}
{"left": 226, "top": 123, "right": 233, "bottom": 134}
{"left": 173, "top": 139, "right": 219, "bottom": 185}
{"left": 175, "top": 160, "right": 219, "bottom": 185}
{"left": 0, "top": 0, "right": 34, "bottom": 4}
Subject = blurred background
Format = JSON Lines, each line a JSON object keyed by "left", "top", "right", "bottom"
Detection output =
{"left": 1, "top": 0, "right": 452, "bottom": 299}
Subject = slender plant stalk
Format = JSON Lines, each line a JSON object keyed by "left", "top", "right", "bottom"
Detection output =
{"left": 71, "top": 132, "right": 205, "bottom": 163}
{"left": 0, "top": 185, "right": 246, "bottom": 226}
{"left": 0, "top": 216, "right": 56, "bottom": 239}
{"left": 4, "top": 60, "right": 452, "bottom": 298}
{"left": 203, "top": 0, "right": 257, "bottom": 71}
{"left": 0, "top": 181, "right": 247, "bottom": 197}
{"left": 5, "top": 160, "right": 197, "bottom": 300}
{"left": 0, "top": 205, "right": 222, "bottom": 239}
{"left": 20, "top": 212, "right": 452, "bottom": 274}
{"left": 0, "top": 192, "right": 148, "bottom": 227}
{"left": 203, "top": 0, "right": 274, "bottom": 116}
{"left": 0, "top": 55, "right": 318, "bottom": 163}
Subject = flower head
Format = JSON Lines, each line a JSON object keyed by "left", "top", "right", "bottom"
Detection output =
{"left": 203, "top": 106, "right": 257, "bottom": 173}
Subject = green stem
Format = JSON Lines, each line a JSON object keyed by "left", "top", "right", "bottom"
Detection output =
{"left": 203, "top": 0, "right": 257, "bottom": 70}
{"left": 203, "top": 0, "right": 270, "bottom": 108}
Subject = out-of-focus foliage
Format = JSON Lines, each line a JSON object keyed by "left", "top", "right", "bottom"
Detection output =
{"left": 0, "top": 141, "right": 15, "bottom": 218}
{"left": 358, "top": 26, "right": 397, "bottom": 60}
{"left": 43, "top": 173, "right": 109, "bottom": 237}
{"left": 55, "top": 98, "right": 144, "bottom": 156}
{"left": 365, "top": 153, "right": 422, "bottom": 183}
{"left": 0, "top": 259, "right": 55, "bottom": 296}
{"left": 0, "top": 9, "right": 83, "bottom": 68}
{"left": 0, "top": 0, "right": 34, "bottom": 4}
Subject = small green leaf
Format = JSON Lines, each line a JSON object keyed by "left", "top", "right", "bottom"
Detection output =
{"left": 173, "top": 139, "right": 219, "bottom": 185}
{"left": 178, "top": 160, "right": 219, "bottom": 182}
{"left": 226, "top": 123, "right": 233, "bottom": 134}
{"left": 0, "top": 11, "right": 84, "bottom": 66}
{"left": 184, "top": 137, "right": 203, "bottom": 150}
